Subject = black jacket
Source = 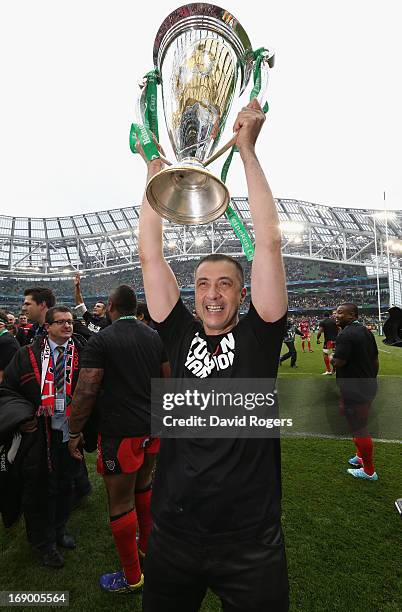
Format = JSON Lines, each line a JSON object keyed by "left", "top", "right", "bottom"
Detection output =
{"left": 3, "top": 333, "right": 86, "bottom": 406}
{"left": 0, "top": 387, "right": 42, "bottom": 527}
{"left": 0, "top": 334, "right": 87, "bottom": 528}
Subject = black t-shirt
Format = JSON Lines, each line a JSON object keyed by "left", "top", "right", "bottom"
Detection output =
{"left": 319, "top": 317, "right": 338, "bottom": 342}
{"left": 83, "top": 311, "right": 109, "bottom": 334}
{"left": 333, "top": 322, "right": 379, "bottom": 402}
{"left": 80, "top": 318, "right": 166, "bottom": 437}
{"left": 153, "top": 298, "right": 287, "bottom": 540}
{"left": 0, "top": 332, "right": 20, "bottom": 370}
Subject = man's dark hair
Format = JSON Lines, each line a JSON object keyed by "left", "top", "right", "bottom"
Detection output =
{"left": 24, "top": 287, "right": 56, "bottom": 308}
{"left": 110, "top": 285, "right": 137, "bottom": 316}
{"left": 136, "top": 301, "right": 150, "bottom": 323}
{"left": 340, "top": 303, "right": 359, "bottom": 319}
{"left": 95, "top": 301, "right": 107, "bottom": 308}
{"left": 45, "top": 305, "right": 73, "bottom": 325}
{"left": 194, "top": 254, "right": 244, "bottom": 286}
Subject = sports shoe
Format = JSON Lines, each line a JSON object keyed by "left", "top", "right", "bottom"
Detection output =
{"left": 99, "top": 570, "right": 144, "bottom": 593}
{"left": 348, "top": 455, "right": 363, "bottom": 467}
{"left": 309, "top": 350, "right": 314, "bottom": 353}
{"left": 347, "top": 468, "right": 378, "bottom": 481}
{"left": 321, "top": 371, "right": 332, "bottom": 375}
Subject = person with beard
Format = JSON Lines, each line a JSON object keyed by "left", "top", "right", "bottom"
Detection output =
{"left": 73, "top": 274, "right": 109, "bottom": 333}
{"left": 2, "top": 306, "right": 85, "bottom": 567}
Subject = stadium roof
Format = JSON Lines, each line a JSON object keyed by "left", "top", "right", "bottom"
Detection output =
{"left": 0, "top": 198, "right": 401, "bottom": 276}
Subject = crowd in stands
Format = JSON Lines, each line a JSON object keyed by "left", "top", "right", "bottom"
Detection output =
{"left": 288, "top": 287, "right": 389, "bottom": 310}
{"left": 0, "top": 259, "right": 366, "bottom": 300}
{"left": 0, "top": 258, "right": 385, "bottom": 319}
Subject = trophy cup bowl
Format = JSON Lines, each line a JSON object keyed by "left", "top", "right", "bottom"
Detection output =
{"left": 146, "top": 3, "right": 256, "bottom": 225}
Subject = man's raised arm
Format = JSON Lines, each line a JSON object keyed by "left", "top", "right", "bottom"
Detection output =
{"left": 138, "top": 158, "right": 180, "bottom": 322}
{"left": 235, "top": 99, "right": 287, "bottom": 322}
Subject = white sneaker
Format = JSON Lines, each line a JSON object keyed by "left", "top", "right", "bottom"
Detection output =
{"left": 321, "top": 371, "right": 332, "bottom": 375}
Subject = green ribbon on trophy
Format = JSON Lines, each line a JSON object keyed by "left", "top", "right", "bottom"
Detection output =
{"left": 130, "top": 70, "right": 160, "bottom": 161}
{"left": 221, "top": 48, "right": 271, "bottom": 262}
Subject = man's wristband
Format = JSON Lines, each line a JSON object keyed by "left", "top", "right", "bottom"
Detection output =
{"left": 69, "top": 431, "right": 81, "bottom": 439}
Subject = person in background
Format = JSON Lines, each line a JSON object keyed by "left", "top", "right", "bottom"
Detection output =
{"left": 280, "top": 319, "right": 303, "bottom": 368}
{"left": 317, "top": 312, "right": 338, "bottom": 375}
{"left": 7, "top": 313, "right": 16, "bottom": 326}
{"left": 299, "top": 318, "right": 313, "bottom": 353}
{"left": 3, "top": 305, "right": 86, "bottom": 567}
{"left": 15, "top": 313, "right": 33, "bottom": 346}
{"left": 73, "top": 274, "right": 108, "bottom": 333}
{"left": 69, "top": 286, "right": 169, "bottom": 594}
{"left": 0, "top": 309, "right": 20, "bottom": 382}
{"left": 332, "top": 303, "right": 379, "bottom": 481}
{"left": 22, "top": 287, "right": 56, "bottom": 345}
{"left": 136, "top": 302, "right": 151, "bottom": 325}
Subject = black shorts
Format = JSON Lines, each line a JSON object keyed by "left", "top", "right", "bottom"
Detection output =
{"left": 339, "top": 398, "right": 371, "bottom": 436}
{"left": 96, "top": 434, "right": 160, "bottom": 475}
{"left": 142, "top": 522, "right": 289, "bottom": 612}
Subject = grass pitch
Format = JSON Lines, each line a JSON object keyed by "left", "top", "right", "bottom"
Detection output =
{"left": 1, "top": 334, "right": 401, "bottom": 611}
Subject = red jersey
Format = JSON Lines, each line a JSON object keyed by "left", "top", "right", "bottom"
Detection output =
{"left": 19, "top": 323, "right": 33, "bottom": 336}
{"left": 299, "top": 321, "right": 310, "bottom": 335}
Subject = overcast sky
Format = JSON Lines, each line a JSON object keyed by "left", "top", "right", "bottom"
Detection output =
{"left": 1, "top": 0, "right": 401, "bottom": 219}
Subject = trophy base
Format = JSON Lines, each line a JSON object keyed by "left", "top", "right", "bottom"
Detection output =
{"left": 146, "top": 161, "right": 230, "bottom": 225}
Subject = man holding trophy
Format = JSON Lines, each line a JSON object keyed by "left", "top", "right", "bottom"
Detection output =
{"left": 134, "top": 4, "right": 289, "bottom": 610}
{"left": 138, "top": 98, "right": 288, "bottom": 611}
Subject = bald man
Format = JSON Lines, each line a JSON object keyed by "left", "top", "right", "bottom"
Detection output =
{"left": 332, "top": 303, "right": 379, "bottom": 481}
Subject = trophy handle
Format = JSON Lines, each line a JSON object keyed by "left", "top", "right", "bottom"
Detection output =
{"left": 204, "top": 134, "right": 237, "bottom": 168}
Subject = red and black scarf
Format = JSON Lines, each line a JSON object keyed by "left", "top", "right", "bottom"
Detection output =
{"left": 29, "top": 338, "right": 77, "bottom": 417}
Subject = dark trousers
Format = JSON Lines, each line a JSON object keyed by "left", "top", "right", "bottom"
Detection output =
{"left": 71, "top": 456, "right": 92, "bottom": 507}
{"left": 142, "top": 523, "right": 289, "bottom": 612}
{"left": 280, "top": 341, "right": 297, "bottom": 367}
{"left": 24, "top": 430, "right": 78, "bottom": 551}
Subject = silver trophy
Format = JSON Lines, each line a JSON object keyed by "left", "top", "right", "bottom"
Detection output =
{"left": 142, "top": 3, "right": 274, "bottom": 225}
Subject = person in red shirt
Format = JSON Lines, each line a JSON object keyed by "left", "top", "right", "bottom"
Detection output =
{"left": 299, "top": 319, "right": 313, "bottom": 352}
{"left": 15, "top": 313, "right": 33, "bottom": 346}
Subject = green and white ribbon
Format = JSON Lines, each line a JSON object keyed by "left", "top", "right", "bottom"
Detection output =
{"left": 250, "top": 48, "right": 270, "bottom": 113}
{"left": 129, "top": 123, "right": 160, "bottom": 161}
{"left": 222, "top": 48, "right": 271, "bottom": 261}
{"left": 130, "top": 69, "right": 160, "bottom": 162}
{"left": 142, "top": 70, "right": 159, "bottom": 141}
